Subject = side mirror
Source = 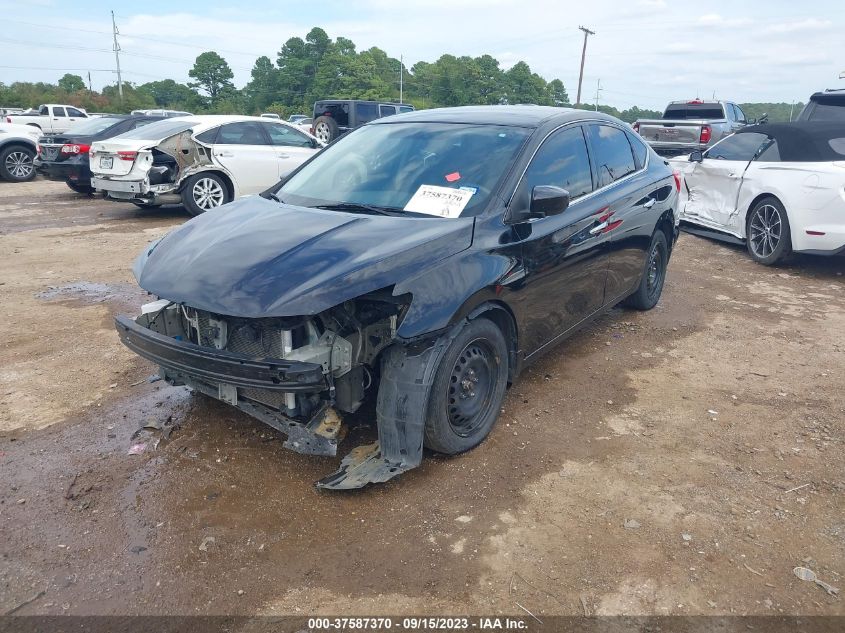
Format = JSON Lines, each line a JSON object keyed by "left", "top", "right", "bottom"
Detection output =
{"left": 689, "top": 150, "right": 704, "bottom": 163}
{"left": 758, "top": 113, "right": 769, "bottom": 124}
{"left": 531, "top": 185, "right": 570, "bottom": 217}
{"left": 508, "top": 185, "right": 570, "bottom": 224}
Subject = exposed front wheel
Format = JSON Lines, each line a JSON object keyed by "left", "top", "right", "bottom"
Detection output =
{"left": 182, "top": 173, "right": 230, "bottom": 216}
{"left": 424, "top": 318, "right": 509, "bottom": 455}
{"left": 0, "top": 145, "right": 36, "bottom": 182}
{"left": 624, "top": 230, "right": 668, "bottom": 311}
{"left": 746, "top": 197, "right": 790, "bottom": 265}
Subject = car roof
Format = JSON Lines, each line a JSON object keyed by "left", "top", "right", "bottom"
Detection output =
{"left": 370, "top": 105, "right": 620, "bottom": 128}
{"left": 810, "top": 89, "right": 845, "bottom": 101}
{"left": 738, "top": 122, "right": 845, "bottom": 162}
{"left": 179, "top": 115, "right": 296, "bottom": 132}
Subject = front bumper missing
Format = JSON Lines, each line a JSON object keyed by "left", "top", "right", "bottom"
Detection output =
{"left": 115, "top": 314, "right": 456, "bottom": 490}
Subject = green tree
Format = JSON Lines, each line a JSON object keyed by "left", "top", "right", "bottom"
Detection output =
{"left": 138, "top": 79, "right": 201, "bottom": 109}
{"left": 244, "top": 56, "right": 279, "bottom": 113}
{"left": 58, "top": 73, "right": 86, "bottom": 92}
{"left": 545, "top": 79, "right": 569, "bottom": 106}
{"left": 188, "top": 51, "right": 235, "bottom": 105}
{"left": 504, "top": 62, "right": 547, "bottom": 105}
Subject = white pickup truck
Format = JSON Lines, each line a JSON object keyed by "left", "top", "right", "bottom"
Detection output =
{"left": 4, "top": 104, "right": 89, "bottom": 134}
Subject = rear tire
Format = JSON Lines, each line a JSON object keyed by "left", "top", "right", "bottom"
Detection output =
{"left": 312, "top": 116, "right": 339, "bottom": 144}
{"left": 624, "top": 230, "right": 668, "bottom": 311}
{"left": 66, "top": 181, "right": 94, "bottom": 194}
{"left": 0, "top": 144, "right": 36, "bottom": 182}
{"left": 746, "top": 196, "right": 791, "bottom": 265}
{"left": 181, "top": 172, "right": 230, "bottom": 216}
{"left": 423, "top": 318, "right": 509, "bottom": 455}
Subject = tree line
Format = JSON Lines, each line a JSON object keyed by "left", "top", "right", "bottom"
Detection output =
{"left": 0, "top": 27, "right": 803, "bottom": 123}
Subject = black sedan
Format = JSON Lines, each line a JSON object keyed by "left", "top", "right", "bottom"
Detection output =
{"left": 116, "top": 106, "right": 680, "bottom": 488}
{"left": 35, "top": 115, "right": 164, "bottom": 193}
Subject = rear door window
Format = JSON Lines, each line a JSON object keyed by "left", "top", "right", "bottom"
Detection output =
{"left": 195, "top": 127, "right": 219, "bottom": 144}
{"left": 216, "top": 122, "right": 268, "bottom": 145}
{"left": 755, "top": 139, "right": 780, "bottom": 162}
{"left": 705, "top": 132, "right": 769, "bottom": 161}
{"left": 53, "top": 107, "right": 67, "bottom": 117}
{"left": 66, "top": 107, "right": 85, "bottom": 117}
{"left": 520, "top": 125, "right": 593, "bottom": 200}
{"left": 587, "top": 124, "right": 637, "bottom": 188}
{"left": 314, "top": 102, "right": 350, "bottom": 127}
{"left": 379, "top": 105, "right": 397, "bottom": 117}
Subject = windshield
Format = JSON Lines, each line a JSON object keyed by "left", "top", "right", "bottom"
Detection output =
{"left": 112, "top": 118, "right": 198, "bottom": 140}
{"left": 64, "top": 117, "right": 124, "bottom": 135}
{"left": 278, "top": 122, "right": 530, "bottom": 217}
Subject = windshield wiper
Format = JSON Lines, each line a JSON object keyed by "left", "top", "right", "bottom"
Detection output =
{"left": 313, "top": 202, "right": 399, "bottom": 216}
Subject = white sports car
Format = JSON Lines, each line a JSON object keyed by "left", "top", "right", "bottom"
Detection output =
{"left": 671, "top": 123, "right": 845, "bottom": 264}
{"left": 90, "top": 115, "right": 323, "bottom": 215}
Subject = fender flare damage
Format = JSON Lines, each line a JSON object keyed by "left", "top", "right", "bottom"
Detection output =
{"left": 316, "top": 322, "right": 462, "bottom": 490}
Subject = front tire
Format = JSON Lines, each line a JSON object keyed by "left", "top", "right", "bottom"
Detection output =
{"left": 0, "top": 145, "right": 36, "bottom": 182}
{"left": 424, "top": 318, "right": 509, "bottom": 455}
{"left": 746, "top": 197, "right": 790, "bottom": 265}
{"left": 624, "top": 230, "right": 668, "bottom": 311}
{"left": 181, "top": 172, "right": 230, "bottom": 216}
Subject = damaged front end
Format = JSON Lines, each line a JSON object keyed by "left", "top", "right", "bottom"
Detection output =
{"left": 115, "top": 289, "right": 446, "bottom": 489}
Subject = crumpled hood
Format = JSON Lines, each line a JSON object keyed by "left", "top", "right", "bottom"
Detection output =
{"left": 136, "top": 196, "right": 474, "bottom": 316}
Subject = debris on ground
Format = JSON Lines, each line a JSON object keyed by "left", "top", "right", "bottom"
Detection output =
{"left": 623, "top": 519, "right": 641, "bottom": 529}
{"left": 198, "top": 536, "right": 215, "bottom": 552}
{"left": 793, "top": 566, "right": 840, "bottom": 596}
{"left": 127, "top": 442, "right": 146, "bottom": 455}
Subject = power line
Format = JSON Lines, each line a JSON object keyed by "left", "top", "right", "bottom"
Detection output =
{"left": 575, "top": 26, "right": 595, "bottom": 107}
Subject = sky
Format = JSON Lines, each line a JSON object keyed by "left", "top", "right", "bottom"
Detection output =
{"left": 0, "top": 0, "right": 843, "bottom": 109}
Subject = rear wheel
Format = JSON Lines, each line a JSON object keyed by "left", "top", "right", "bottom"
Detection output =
{"left": 66, "top": 181, "right": 94, "bottom": 194}
{"left": 423, "top": 318, "right": 509, "bottom": 455}
{"left": 746, "top": 197, "right": 790, "bottom": 265}
{"left": 312, "top": 116, "right": 339, "bottom": 144}
{"left": 181, "top": 172, "right": 230, "bottom": 216}
{"left": 0, "top": 145, "right": 36, "bottom": 182}
{"left": 624, "top": 230, "right": 668, "bottom": 310}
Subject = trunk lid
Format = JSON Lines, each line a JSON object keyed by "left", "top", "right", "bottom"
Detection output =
{"left": 90, "top": 139, "right": 153, "bottom": 177}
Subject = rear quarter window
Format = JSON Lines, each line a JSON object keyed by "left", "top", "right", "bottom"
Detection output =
{"left": 829, "top": 138, "right": 845, "bottom": 156}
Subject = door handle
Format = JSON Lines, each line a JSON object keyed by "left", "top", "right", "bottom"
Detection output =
{"left": 216, "top": 151, "right": 234, "bottom": 157}
{"left": 589, "top": 221, "right": 609, "bottom": 235}
{"left": 277, "top": 153, "right": 290, "bottom": 159}
{"left": 642, "top": 198, "right": 656, "bottom": 209}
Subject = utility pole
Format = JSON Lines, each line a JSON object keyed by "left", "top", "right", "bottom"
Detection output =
{"left": 789, "top": 101, "right": 795, "bottom": 121}
{"left": 87, "top": 71, "right": 92, "bottom": 92}
{"left": 594, "top": 78, "right": 602, "bottom": 111}
{"left": 399, "top": 54, "right": 404, "bottom": 104}
{"left": 111, "top": 10, "right": 124, "bottom": 103}
{"left": 575, "top": 25, "right": 595, "bottom": 108}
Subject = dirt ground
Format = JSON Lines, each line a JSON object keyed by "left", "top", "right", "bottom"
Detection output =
{"left": 0, "top": 179, "right": 843, "bottom": 619}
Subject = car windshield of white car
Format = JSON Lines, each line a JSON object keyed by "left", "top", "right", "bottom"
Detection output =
{"left": 113, "top": 119, "right": 199, "bottom": 141}
{"left": 278, "top": 122, "right": 530, "bottom": 218}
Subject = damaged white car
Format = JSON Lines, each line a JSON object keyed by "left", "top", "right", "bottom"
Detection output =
{"left": 90, "top": 116, "right": 323, "bottom": 215}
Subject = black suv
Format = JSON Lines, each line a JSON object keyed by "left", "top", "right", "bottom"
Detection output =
{"left": 311, "top": 99, "right": 414, "bottom": 143}
{"left": 796, "top": 89, "right": 845, "bottom": 122}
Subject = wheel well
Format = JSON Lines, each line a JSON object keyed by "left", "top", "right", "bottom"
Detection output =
{"left": 467, "top": 302, "right": 519, "bottom": 382}
{"left": 657, "top": 211, "right": 675, "bottom": 253}
{"left": 0, "top": 142, "right": 36, "bottom": 155}
{"left": 26, "top": 123, "right": 41, "bottom": 130}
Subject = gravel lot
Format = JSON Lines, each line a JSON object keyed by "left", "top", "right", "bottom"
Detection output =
{"left": 1, "top": 179, "right": 843, "bottom": 617}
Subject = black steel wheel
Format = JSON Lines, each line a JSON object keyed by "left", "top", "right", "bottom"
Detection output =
{"left": 624, "top": 230, "right": 668, "bottom": 311}
{"left": 424, "top": 318, "right": 509, "bottom": 455}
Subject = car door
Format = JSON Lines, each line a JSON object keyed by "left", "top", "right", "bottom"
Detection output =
{"left": 259, "top": 122, "right": 319, "bottom": 178}
{"left": 682, "top": 132, "right": 770, "bottom": 229}
{"left": 50, "top": 107, "right": 67, "bottom": 133}
{"left": 512, "top": 124, "right": 612, "bottom": 357}
{"left": 210, "top": 121, "right": 279, "bottom": 195}
{"left": 585, "top": 123, "right": 665, "bottom": 302}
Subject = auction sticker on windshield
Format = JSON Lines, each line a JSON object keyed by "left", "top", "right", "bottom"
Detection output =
{"left": 404, "top": 184, "right": 474, "bottom": 218}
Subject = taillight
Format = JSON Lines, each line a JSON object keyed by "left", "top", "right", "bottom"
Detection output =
{"left": 699, "top": 125, "right": 712, "bottom": 144}
{"left": 5, "top": 117, "right": 10, "bottom": 123}
{"left": 672, "top": 170, "right": 681, "bottom": 192}
{"left": 36, "top": 144, "right": 42, "bottom": 155}
{"left": 632, "top": 122, "right": 640, "bottom": 134}
{"left": 117, "top": 151, "right": 137, "bottom": 161}
{"left": 60, "top": 143, "right": 91, "bottom": 155}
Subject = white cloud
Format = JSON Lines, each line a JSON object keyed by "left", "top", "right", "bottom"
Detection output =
{"left": 763, "top": 18, "right": 833, "bottom": 34}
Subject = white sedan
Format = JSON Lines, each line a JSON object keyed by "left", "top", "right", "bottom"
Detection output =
{"left": 671, "top": 123, "right": 845, "bottom": 264}
{"left": 90, "top": 115, "right": 323, "bottom": 215}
